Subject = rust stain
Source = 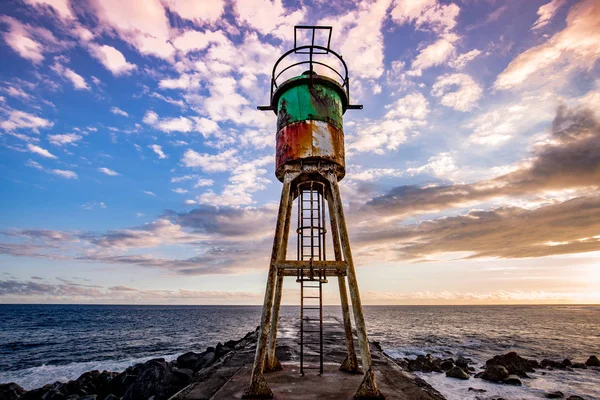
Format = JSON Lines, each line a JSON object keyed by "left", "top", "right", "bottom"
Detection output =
{"left": 275, "top": 120, "right": 345, "bottom": 181}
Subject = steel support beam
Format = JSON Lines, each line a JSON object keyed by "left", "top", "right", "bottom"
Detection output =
{"left": 327, "top": 170, "right": 384, "bottom": 399}
{"left": 326, "top": 189, "right": 359, "bottom": 374}
{"left": 244, "top": 171, "right": 297, "bottom": 399}
{"left": 265, "top": 187, "right": 294, "bottom": 372}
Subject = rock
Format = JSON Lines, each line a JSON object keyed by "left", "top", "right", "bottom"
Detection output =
{"left": 503, "top": 375, "right": 522, "bottom": 386}
{"left": 122, "top": 359, "right": 174, "bottom": 400}
{"left": 176, "top": 351, "right": 204, "bottom": 370}
{"left": 456, "top": 357, "right": 471, "bottom": 369}
{"left": 224, "top": 339, "right": 240, "bottom": 349}
{"left": 585, "top": 355, "right": 600, "bottom": 367}
{"left": 571, "top": 362, "right": 587, "bottom": 369}
{"left": 407, "top": 354, "right": 444, "bottom": 373}
{"left": 485, "top": 352, "right": 536, "bottom": 377}
{"left": 79, "top": 396, "right": 97, "bottom": 400}
{"left": 479, "top": 365, "right": 510, "bottom": 383}
{"left": 41, "top": 390, "right": 66, "bottom": 400}
{"left": 468, "top": 387, "right": 486, "bottom": 393}
{"left": 541, "top": 359, "right": 566, "bottom": 370}
{"left": 371, "top": 341, "right": 383, "bottom": 352}
{"left": 0, "top": 383, "right": 26, "bottom": 400}
{"left": 104, "top": 395, "right": 119, "bottom": 400}
{"left": 440, "top": 360, "right": 454, "bottom": 371}
{"left": 215, "top": 342, "right": 232, "bottom": 359}
{"left": 198, "top": 351, "right": 216, "bottom": 370}
{"left": 562, "top": 359, "right": 572, "bottom": 367}
{"left": 172, "top": 368, "right": 193, "bottom": 384}
{"left": 566, "top": 396, "right": 584, "bottom": 400}
{"left": 545, "top": 391, "right": 564, "bottom": 398}
{"left": 108, "top": 372, "right": 138, "bottom": 397}
{"left": 446, "top": 366, "right": 469, "bottom": 380}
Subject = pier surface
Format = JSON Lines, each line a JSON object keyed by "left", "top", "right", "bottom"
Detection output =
{"left": 173, "top": 316, "right": 445, "bottom": 400}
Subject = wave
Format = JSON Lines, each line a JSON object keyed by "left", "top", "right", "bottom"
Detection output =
{"left": 0, "top": 353, "right": 179, "bottom": 390}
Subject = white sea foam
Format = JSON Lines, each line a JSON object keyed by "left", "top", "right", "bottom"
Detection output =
{"left": 0, "top": 354, "right": 179, "bottom": 390}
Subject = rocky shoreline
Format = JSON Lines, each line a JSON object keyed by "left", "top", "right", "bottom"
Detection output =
{"left": 1, "top": 327, "right": 598, "bottom": 400}
{"left": 395, "top": 351, "right": 600, "bottom": 399}
{"left": 0, "top": 328, "right": 260, "bottom": 400}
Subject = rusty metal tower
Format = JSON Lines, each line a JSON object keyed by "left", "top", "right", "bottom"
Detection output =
{"left": 244, "top": 26, "right": 383, "bottom": 399}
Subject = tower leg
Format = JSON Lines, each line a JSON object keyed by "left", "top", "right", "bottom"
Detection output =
{"left": 327, "top": 171, "right": 384, "bottom": 400}
{"left": 327, "top": 190, "right": 359, "bottom": 373}
{"left": 244, "top": 172, "right": 295, "bottom": 399}
{"left": 265, "top": 187, "right": 293, "bottom": 372}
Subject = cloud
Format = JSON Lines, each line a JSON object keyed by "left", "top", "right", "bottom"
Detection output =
{"left": 364, "top": 105, "right": 600, "bottom": 218}
{"left": 181, "top": 149, "right": 238, "bottom": 172}
{"left": 0, "top": 16, "right": 45, "bottom": 63}
{"left": 531, "top": 0, "right": 567, "bottom": 30}
{"left": 27, "top": 143, "right": 57, "bottom": 158}
{"left": 173, "top": 188, "right": 187, "bottom": 194}
{"left": 51, "top": 62, "right": 90, "bottom": 90}
{"left": 431, "top": 73, "right": 483, "bottom": 112}
{"left": 495, "top": 0, "right": 600, "bottom": 90}
{"left": 23, "top": 0, "right": 75, "bottom": 20}
{"left": 234, "top": 0, "right": 305, "bottom": 40}
{"left": 348, "top": 92, "right": 430, "bottom": 154}
{"left": 0, "top": 110, "right": 53, "bottom": 133}
{"left": 88, "top": 44, "right": 137, "bottom": 76}
{"left": 150, "top": 93, "right": 186, "bottom": 109}
{"left": 51, "top": 169, "right": 77, "bottom": 179}
{"left": 143, "top": 111, "right": 205, "bottom": 133}
{"left": 318, "top": 0, "right": 391, "bottom": 81}
{"left": 164, "top": 0, "right": 225, "bottom": 25}
{"left": 110, "top": 106, "right": 128, "bottom": 117}
{"left": 410, "top": 33, "right": 458, "bottom": 76}
{"left": 149, "top": 144, "right": 167, "bottom": 159}
{"left": 449, "top": 49, "right": 481, "bottom": 69}
{"left": 48, "top": 133, "right": 82, "bottom": 146}
{"left": 89, "top": 0, "right": 174, "bottom": 59}
{"left": 391, "top": 0, "right": 460, "bottom": 34}
{"left": 98, "top": 167, "right": 119, "bottom": 176}
{"left": 144, "top": 191, "right": 156, "bottom": 196}
{"left": 194, "top": 178, "right": 213, "bottom": 188}
{"left": 2, "top": 85, "right": 31, "bottom": 100}
{"left": 197, "top": 156, "right": 271, "bottom": 206}
{"left": 171, "top": 30, "right": 228, "bottom": 54}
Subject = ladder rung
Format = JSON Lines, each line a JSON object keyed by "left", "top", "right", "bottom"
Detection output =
{"left": 303, "top": 296, "right": 320, "bottom": 298}
{"left": 303, "top": 307, "right": 320, "bottom": 309}
{"left": 300, "top": 342, "right": 322, "bottom": 345}
{"left": 303, "top": 330, "right": 321, "bottom": 333}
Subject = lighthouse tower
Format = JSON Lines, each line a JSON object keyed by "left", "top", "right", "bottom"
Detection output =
{"left": 244, "top": 26, "right": 383, "bottom": 399}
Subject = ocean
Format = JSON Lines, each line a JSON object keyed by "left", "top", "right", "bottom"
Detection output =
{"left": 1, "top": 304, "right": 598, "bottom": 399}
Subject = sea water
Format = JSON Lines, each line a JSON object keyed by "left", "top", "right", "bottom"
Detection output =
{"left": 1, "top": 304, "right": 598, "bottom": 399}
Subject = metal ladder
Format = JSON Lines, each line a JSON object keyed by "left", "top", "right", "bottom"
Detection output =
{"left": 297, "top": 182, "right": 327, "bottom": 375}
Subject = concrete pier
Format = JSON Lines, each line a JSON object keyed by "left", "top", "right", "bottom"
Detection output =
{"left": 172, "top": 316, "right": 445, "bottom": 400}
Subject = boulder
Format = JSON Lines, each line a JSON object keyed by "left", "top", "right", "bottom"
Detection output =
{"left": 566, "top": 396, "right": 584, "bottom": 400}
{"left": 585, "top": 355, "right": 600, "bottom": 367}
{"left": 571, "top": 362, "right": 587, "bottom": 369}
{"left": 541, "top": 359, "right": 566, "bottom": 370}
{"left": 503, "top": 375, "right": 522, "bottom": 386}
{"left": 407, "top": 354, "right": 443, "bottom": 373}
{"left": 171, "top": 368, "right": 194, "bottom": 385}
{"left": 545, "top": 391, "right": 564, "bottom": 399}
{"left": 455, "top": 357, "right": 471, "bottom": 370}
{"left": 108, "top": 372, "right": 137, "bottom": 397}
{"left": 446, "top": 366, "right": 469, "bottom": 380}
{"left": 198, "top": 351, "right": 217, "bottom": 370}
{"left": 176, "top": 351, "right": 205, "bottom": 370}
{"left": 103, "top": 395, "right": 119, "bottom": 400}
{"left": 79, "top": 396, "right": 97, "bottom": 400}
{"left": 440, "top": 360, "right": 453, "bottom": 371}
{"left": 0, "top": 383, "right": 25, "bottom": 400}
{"left": 562, "top": 359, "right": 572, "bottom": 367}
{"left": 479, "top": 365, "right": 509, "bottom": 383}
{"left": 467, "top": 387, "right": 486, "bottom": 393}
{"left": 122, "top": 359, "right": 174, "bottom": 400}
{"left": 485, "top": 352, "right": 535, "bottom": 377}
{"left": 215, "top": 343, "right": 232, "bottom": 359}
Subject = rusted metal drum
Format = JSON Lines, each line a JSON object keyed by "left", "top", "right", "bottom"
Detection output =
{"left": 273, "top": 72, "right": 348, "bottom": 182}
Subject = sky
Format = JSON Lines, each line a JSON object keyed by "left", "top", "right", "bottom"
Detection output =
{"left": 0, "top": 0, "right": 599, "bottom": 305}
